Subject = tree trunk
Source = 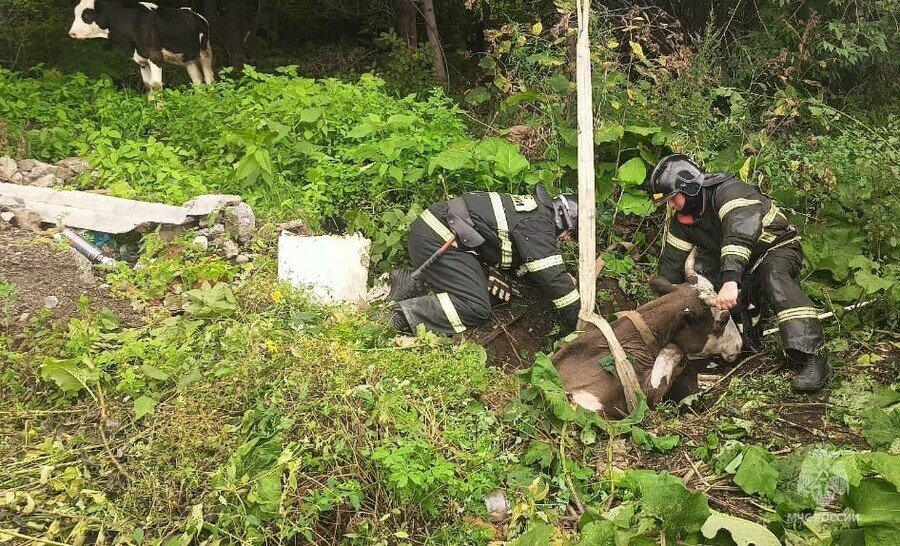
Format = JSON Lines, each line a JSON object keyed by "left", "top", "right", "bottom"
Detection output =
{"left": 419, "top": 0, "right": 447, "bottom": 83}
{"left": 397, "top": 0, "right": 417, "bottom": 47}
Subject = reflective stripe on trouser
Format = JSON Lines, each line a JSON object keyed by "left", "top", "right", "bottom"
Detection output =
{"left": 756, "top": 243, "right": 824, "bottom": 355}
{"left": 398, "top": 217, "right": 491, "bottom": 335}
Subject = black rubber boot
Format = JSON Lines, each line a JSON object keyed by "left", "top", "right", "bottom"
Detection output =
{"left": 389, "top": 307, "right": 412, "bottom": 333}
{"left": 791, "top": 354, "right": 831, "bottom": 392}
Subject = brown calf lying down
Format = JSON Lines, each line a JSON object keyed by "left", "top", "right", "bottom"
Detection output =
{"left": 553, "top": 264, "right": 742, "bottom": 418}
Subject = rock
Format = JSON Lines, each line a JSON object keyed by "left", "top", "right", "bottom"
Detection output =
{"left": 69, "top": 250, "right": 97, "bottom": 285}
{"left": 0, "top": 156, "right": 16, "bottom": 180}
{"left": 276, "top": 219, "right": 311, "bottom": 235}
{"left": 224, "top": 203, "right": 256, "bottom": 245}
{"left": 55, "top": 157, "right": 91, "bottom": 175}
{"left": 484, "top": 490, "right": 511, "bottom": 523}
{"left": 1, "top": 211, "right": 14, "bottom": 223}
{"left": 29, "top": 161, "right": 57, "bottom": 178}
{"left": 12, "top": 209, "right": 43, "bottom": 231}
{"left": 235, "top": 254, "right": 250, "bottom": 264}
{"left": 183, "top": 194, "right": 243, "bottom": 218}
{"left": 10, "top": 172, "right": 26, "bottom": 184}
{"left": 29, "top": 174, "right": 61, "bottom": 188}
{"left": 192, "top": 235, "right": 209, "bottom": 250}
{"left": 43, "top": 296, "right": 60, "bottom": 309}
{"left": 221, "top": 238, "right": 240, "bottom": 259}
{"left": 16, "top": 159, "right": 36, "bottom": 172}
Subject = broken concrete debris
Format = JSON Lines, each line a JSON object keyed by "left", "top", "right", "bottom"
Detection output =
{"left": 1, "top": 155, "right": 259, "bottom": 266}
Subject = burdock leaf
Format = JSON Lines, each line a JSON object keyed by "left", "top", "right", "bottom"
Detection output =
{"left": 700, "top": 510, "right": 780, "bottom": 546}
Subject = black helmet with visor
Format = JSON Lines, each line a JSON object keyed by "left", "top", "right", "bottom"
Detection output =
{"left": 648, "top": 154, "right": 705, "bottom": 203}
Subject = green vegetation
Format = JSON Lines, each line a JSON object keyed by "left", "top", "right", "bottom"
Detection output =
{"left": 1, "top": 1, "right": 899, "bottom": 544}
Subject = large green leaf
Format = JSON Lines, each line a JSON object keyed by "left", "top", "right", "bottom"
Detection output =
{"left": 624, "top": 470, "right": 710, "bottom": 536}
{"left": 595, "top": 121, "right": 624, "bottom": 144}
{"left": 134, "top": 396, "right": 158, "bottom": 420}
{"left": 700, "top": 510, "right": 780, "bottom": 546}
{"left": 616, "top": 157, "right": 647, "bottom": 188}
{"left": 40, "top": 357, "right": 99, "bottom": 395}
{"left": 618, "top": 191, "right": 655, "bottom": 217}
{"left": 843, "top": 478, "right": 900, "bottom": 546}
{"left": 734, "top": 446, "right": 779, "bottom": 499}
{"left": 574, "top": 520, "right": 616, "bottom": 546}
{"left": 429, "top": 147, "right": 472, "bottom": 174}
{"left": 491, "top": 141, "right": 530, "bottom": 179}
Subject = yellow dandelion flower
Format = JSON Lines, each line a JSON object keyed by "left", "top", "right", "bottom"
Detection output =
{"left": 265, "top": 339, "right": 280, "bottom": 354}
{"left": 271, "top": 290, "right": 284, "bottom": 304}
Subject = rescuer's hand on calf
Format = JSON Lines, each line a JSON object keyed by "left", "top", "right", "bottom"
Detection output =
{"left": 717, "top": 281, "right": 740, "bottom": 310}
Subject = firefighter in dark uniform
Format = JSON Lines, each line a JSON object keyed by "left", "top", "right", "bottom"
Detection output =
{"left": 387, "top": 186, "right": 580, "bottom": 335}
{"left": 646, "top": 154, "right": 830, "bottom": 392}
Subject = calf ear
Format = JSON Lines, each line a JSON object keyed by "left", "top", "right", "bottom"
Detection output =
{"left": 649, "top": 275, "right": 677, "bottom": 295}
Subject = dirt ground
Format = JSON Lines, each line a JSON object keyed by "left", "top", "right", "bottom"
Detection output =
{"left": 0, "top": 223, "right": 144, "bottom": 336}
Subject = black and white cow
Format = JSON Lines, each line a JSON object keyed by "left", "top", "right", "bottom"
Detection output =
{"left": 69, "top": 1, "right": 215, "bottom": 95}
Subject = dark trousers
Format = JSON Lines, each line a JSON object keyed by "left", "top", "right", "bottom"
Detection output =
{"left": 397, "top": 218, "right": 491, "bottom": 335}
{"left": 696, "top": 242, "right": 824, "bottom": 356}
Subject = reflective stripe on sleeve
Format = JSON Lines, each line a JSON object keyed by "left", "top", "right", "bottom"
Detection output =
{"left": 721, "top": 244, "right": 752, "bottom": 260}
{"left": 553, "top": 289, "right": 579, "bottom": 309}
{"left": 718, "top": 198, "right": 762, "bottom": 220}
{"left": 436, "top": 292, "right": 467, "bottom": 333}
{"left": 762, "top": 203, "right": 778, "bottom": 226}
{"left": 489, "top": 192, "right": 513, "bottom": 268}
{"left": 666, "top": 232, "right": 694, "bottom": 252}
{"left": 777, "top": 307, "right": 820, "bottom": 324}
{"left": 421, "top": 209, "right": 455, "bottom": 243}
{"left": 524, "top": 255, "right": 564, "bottom": 273}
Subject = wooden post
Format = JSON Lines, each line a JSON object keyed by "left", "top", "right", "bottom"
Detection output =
{"left": 574, "top": 0, "right": 641, "bottom": 413}
{"left": 575, "top": 0, "right": 596, "bottom": 308}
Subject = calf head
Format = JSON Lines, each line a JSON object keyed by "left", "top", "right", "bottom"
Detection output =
{"left": 649, "top": 253, "right": 742, "bottom": 363}
{"left": 69, "top": 0, "right": 109, "bottom": 40}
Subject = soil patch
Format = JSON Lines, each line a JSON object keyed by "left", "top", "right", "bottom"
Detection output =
{"left": 0, "top": 223, "right": 144, "bottom": 336}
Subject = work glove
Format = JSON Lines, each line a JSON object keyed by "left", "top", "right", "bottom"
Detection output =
{"left": 487, "top": 267, "right": 512, "bottom": 304}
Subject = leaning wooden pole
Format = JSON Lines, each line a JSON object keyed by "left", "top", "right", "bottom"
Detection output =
{"left": 575, "top": 1, "right": 596, "bottom": 302}
{"left": 574, "top": 0, "right": 641, "bottom": 413}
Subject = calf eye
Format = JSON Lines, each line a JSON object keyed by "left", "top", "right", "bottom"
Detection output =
{"left": 82, "top": 8, "right": 96, "bottom": 24}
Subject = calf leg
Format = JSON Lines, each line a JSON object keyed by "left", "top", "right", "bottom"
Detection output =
{"left": 200, "top": 47, "right": 215, "bottom": 83}
{"left": 147, "top": 60, "right": 164, "bottom": 96}
{"left": 132, "top": 51, "right": 153, "bottom": 93}
{"left": 644, "top": 343, "right": 686, "bottom": 405}
{"left": 185, "top": 61, "right": 205, "bottom": 85}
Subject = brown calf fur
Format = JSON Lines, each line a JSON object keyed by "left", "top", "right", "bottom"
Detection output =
{"left": 552, "top": 277, "right": 741, "bottom": 419}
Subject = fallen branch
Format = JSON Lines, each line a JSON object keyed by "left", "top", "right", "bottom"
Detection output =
{"left": 699, "top": 353, "right": 759, "bottom": 395}
{"left": 0, "top": 529, "right": 73, "bottom": 546}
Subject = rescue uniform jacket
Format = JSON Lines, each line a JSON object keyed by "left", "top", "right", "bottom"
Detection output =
{"left": 659, "top": 175, "right": 797, "bottom": 287}
{"left": 657, "top": 175, "right": 824, "bottom": 356}
{"left": 419, "top": 191, "right": 580, "bottom": 327}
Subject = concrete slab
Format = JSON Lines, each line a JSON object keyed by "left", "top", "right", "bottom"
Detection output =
{"left": 0, "top": 182, "right": 191, "bottom": 233}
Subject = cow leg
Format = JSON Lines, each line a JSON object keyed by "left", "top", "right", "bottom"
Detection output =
{"left": 185, "top": 61, "right": 204, "bottom": 85}
{"left": 147, "top": 60, "right": 164, "bottom": 96}
{"left": 644, "top": 344, "right": 686, "bottom": 405}
{"left": 132, "top": 51, "right": 153, "bottom": 93}
{"left": 200, "top": 47, "right": 215, "bottom": 83}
